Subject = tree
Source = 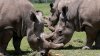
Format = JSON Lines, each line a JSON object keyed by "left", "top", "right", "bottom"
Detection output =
{"left": 52, "top": 0, "right": 55, "bottom": 2}
{"left": 39, "top": 0, "right": 42, "bottom": 3}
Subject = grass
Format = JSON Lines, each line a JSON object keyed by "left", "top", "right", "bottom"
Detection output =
{"left": 33, "top": 3, "right": 51, "bottom": 16}
{"left": 7, "top": 3, "right": 100, "bottom": 56}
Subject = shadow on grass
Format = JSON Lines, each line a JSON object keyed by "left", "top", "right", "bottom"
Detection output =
{"left": 53, "top": 45, "right": 83, "bottom": 50}
{"left": 92, "top": 45, "right": 100, "bottom": 50}
{"left": 7, "top": 50, "right": 32, "bottom": 56}
{"left": 53, "top": 45, "right": 100, "bottom": 50}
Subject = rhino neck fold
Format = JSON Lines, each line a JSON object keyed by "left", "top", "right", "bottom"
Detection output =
{"left": 21, "top": 12, "right": 31, "bottom": 37}
{"left": 75, "top": 0, "right": 84, "bottom": 32}
{"left": 21, "top": 18, "right": 27, "bottom": 36}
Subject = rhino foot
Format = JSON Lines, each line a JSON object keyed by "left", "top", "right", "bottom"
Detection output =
{"left": 93, "top": 45, "right": 100, "bottom": 49}
{"left": 82, "top": 46, "right": 90, "bottom": 50}
{"left": 15, "top": 50, "right": 23, "bottom": 55}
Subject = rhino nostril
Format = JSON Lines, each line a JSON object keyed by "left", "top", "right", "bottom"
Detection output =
{"left": 40, "top": 51, "right": 45, "bottom": 56}
{"left": 41, "top": 53, "right": 44, "bottom": 56}
{"left": 58, "top": 30, "right": 62, "bottom": 34}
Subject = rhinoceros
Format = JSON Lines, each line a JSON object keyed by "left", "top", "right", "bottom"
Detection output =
{"left": 0, "top": 0, "right": 64, "bottom": 56}
{"left": 45, "top": 0, "right": 69, "bottom": 32}
{"left": 49, "top": 0, "right": 100, "bottom": 49}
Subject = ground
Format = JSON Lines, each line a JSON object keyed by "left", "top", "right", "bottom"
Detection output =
{"left": 7, "top": 3, "right": 100, "bottom": 56}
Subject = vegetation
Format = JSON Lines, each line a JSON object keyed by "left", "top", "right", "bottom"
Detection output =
{"left": 7, "top": 3, "right": 100, "bottom": 56}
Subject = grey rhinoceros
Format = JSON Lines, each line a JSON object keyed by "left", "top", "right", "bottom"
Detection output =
{"left": 0, "top": 0, "right": 64, "bottom": 56}
{"left": 48, "top": 0, "right": 100, "bottom": 50}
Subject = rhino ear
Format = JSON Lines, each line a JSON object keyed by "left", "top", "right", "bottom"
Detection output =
{"left": 36, "top": 10, "right": 43, "bottom": 17}
{"left": 30, "top": 11, "right": 38, "bottom": 22}
{"left": 30, "top": 10, "right": 43, "bottom": 22}
{"left": 62, "top": 6, "right": 68, "bottom": 15}
{"left": 50, "top": 3, "right": 53, "bottom": 9}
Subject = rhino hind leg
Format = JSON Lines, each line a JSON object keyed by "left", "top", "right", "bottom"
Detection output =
{"left": 0, "top": 30, "right": 12, "bottom": 55}
{"left": 94, "top": 31, "right": 100, "bottom": 49}
{"left": 82, "top": 26, "right": 96, "bottom": 49}
{"left": 13, "top": 32, "right": 23, "bottom": 54}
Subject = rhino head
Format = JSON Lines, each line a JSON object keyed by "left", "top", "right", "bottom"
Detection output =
{"left": 27, "top": 10, "right": 64, "bottom": 56}
{"left": 43, "top": 1, "right": 60, "bottom": 32}
{"left": 52, "top": 6, "right": 75, "bottom": 45}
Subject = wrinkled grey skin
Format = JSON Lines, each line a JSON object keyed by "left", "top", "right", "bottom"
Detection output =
{"left": 53, "top": 0, "right": 100, "bottom": 49}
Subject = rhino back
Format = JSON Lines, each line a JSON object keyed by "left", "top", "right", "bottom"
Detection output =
{"left": 66, "top": 0, "right": 100, "bottom": 31}
{"left": 79, "top": 0, "right": 100, "bottom": 30}
{"left": 0, "top": 0, "right": 34, "bottom": 30}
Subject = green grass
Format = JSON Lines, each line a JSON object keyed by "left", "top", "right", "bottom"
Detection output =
{"left": 7, "top": 3, "right": 100, "bottom": 56}
{"left": 33, "top": 3, "right": 51, "bottom": 16}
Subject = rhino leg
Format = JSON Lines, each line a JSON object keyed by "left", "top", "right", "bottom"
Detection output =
{"left": 94, "top": 31, "right": 100, "bottom": 49}
{"left": 13, "top": 32, "right": 23, "bottom": 54}
{"left": 82, "top": 26, "right": 96, "bottom": 49}
{"left": 0, "top": 30, "right": 12, "bottom": 55}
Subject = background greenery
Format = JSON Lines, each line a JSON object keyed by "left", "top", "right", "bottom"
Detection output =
{"left": 7, "top": 3, "right": 100, "bottom": 56}
{"left": 30, "top": 0, "right": 52, "bottom": 3}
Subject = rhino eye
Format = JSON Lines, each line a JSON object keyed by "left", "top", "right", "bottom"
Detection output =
{"left": 60, "top": 13, "right": 64, "bottom": 19}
